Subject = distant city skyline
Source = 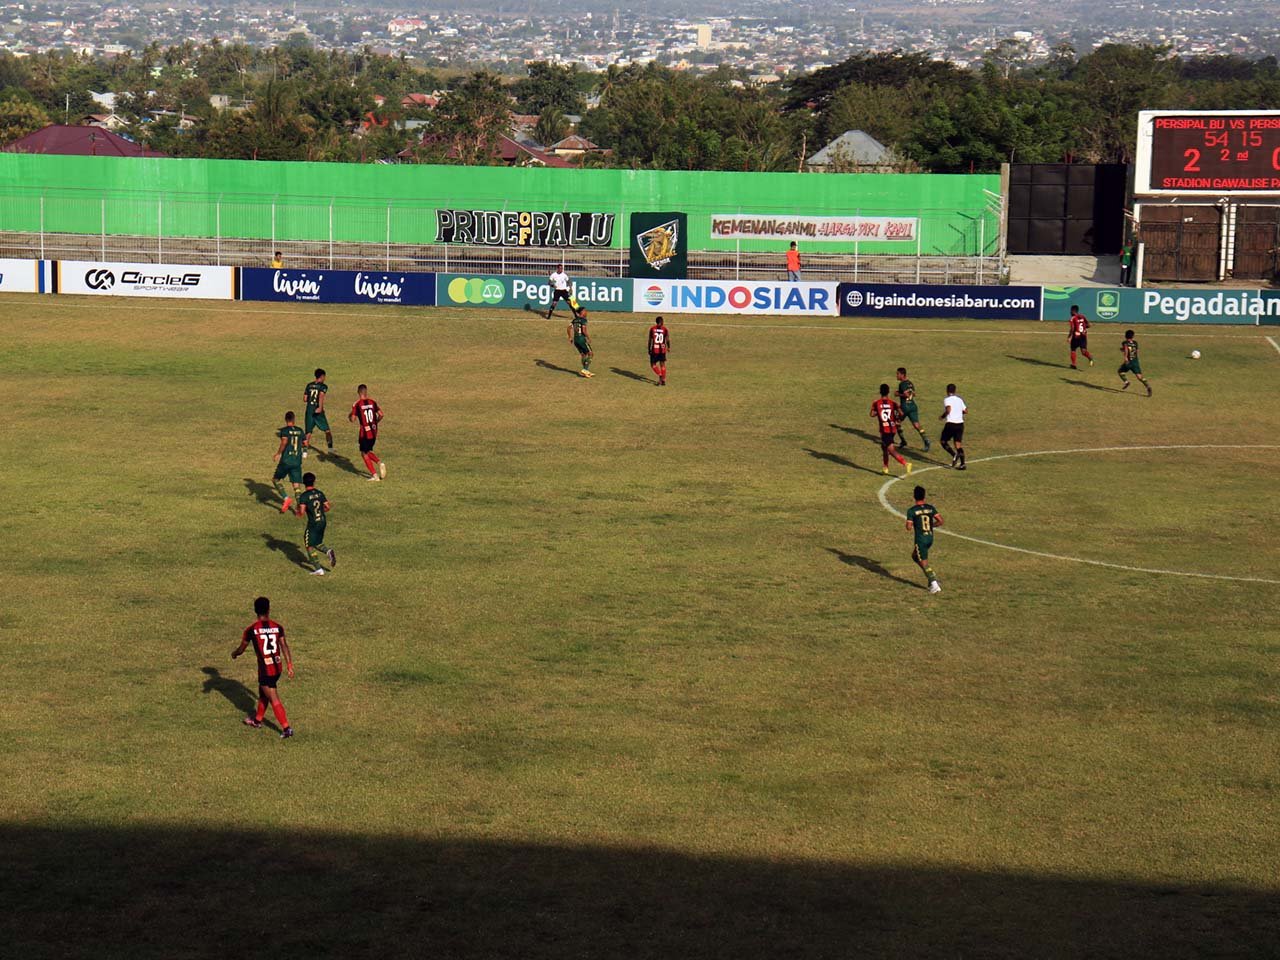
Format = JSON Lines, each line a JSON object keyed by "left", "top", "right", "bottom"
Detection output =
{"left": 3, "top": 0, "right": 1278, "bottom": 72}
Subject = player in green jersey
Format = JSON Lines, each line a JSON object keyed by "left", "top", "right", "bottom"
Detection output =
{"left": 568, "top": 310, "right": 593, "bottom": 378}
{"left": 1118, "top": 330, "right": 1152, "bottom": 396}
{"left": 296, "top": 473, "right": 335, "bottom": 576}
{"left": 905, "top": 485, "right": 944, "bottom": 594}
{"left": 303, "top": 368, "right": 334, "bottom": 455}
{"left": 894, "top": 367, "right": 932, "bottom": 451}
{"left": 272, "top": 412, "right": 306, "bottom": 514}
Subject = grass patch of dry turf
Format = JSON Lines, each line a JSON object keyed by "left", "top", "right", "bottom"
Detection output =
{"left": 1, "top": 295, "right": 1278, "bottom": 958}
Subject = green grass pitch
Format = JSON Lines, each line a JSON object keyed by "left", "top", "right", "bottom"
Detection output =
{"left": 1, "top": 295, "right": 1278, "bottom": 958}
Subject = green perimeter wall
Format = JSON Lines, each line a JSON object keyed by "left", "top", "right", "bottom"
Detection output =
{"left": 0, "top": 155, "right": 999, "bottom": 255}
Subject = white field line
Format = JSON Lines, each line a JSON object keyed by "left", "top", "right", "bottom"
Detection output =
{"left": 1267, "top": 336, "right": 1280, "bottom": 355}
{"left": 0, "top": 293, "right": 1269, "bottom": 340}
{"left": 875, "top": 445, "right": 1280, "bottom": 585}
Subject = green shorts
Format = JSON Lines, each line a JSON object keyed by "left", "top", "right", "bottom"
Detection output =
{"left": 901, "top": 400, "right": 919, "bottom": 425}
{"left": 305, "top": 521, "right": 326, "bottom": 550}
{"left": 573, "top": 335, "right": 591, "bottom": 356}
{"left": 273, "top": 461, "right": 302, "bottom": 484}
{"left": 913, "top": 539, "right": 932, "bottom": 563}
{"left": 1119, "top": 360, "right": 1142, "bottom": 375}
{"left": 305, "top": 409, "right": 330, "bottom": 433}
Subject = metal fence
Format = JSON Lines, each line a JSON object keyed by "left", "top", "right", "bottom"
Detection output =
{"left": 0, "top": 189, "right": 1005, "bottom": 285}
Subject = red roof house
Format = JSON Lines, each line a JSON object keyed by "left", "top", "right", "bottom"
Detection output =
{"left": 2, "top": 124, "right": 165, "bottom": 157}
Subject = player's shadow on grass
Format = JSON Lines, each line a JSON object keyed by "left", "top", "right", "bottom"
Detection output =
{"left": 534, "top": 358, "right": 581, "bottom": 376}
{"left": 828, "top": 425, "right": 949, "bottom": 466}
{"left": 1007, "top": 354, "right": 1072, "bottom": 369}
{"left": 802, "top": 448, "right": 884, "bottom": 476}
{"left": 318, "top": 450, "right": 364, "bottom": 477}
{"left": 610, "top": 366, "right": 657, "bottom": 384}
{"left": 260, "top": 532, "right": 310, "bottom": 570}
{"left": 826, "top": 548, "right": 926, "bottom": 590}
{"left": 243, "top": 477, "right": 279, "bottom": 510}
{"left": 1061, "top": 377, "right": 1125, "bottom": 394}
{"left": 199, "top": 667, "right": 281, "bottom": 732}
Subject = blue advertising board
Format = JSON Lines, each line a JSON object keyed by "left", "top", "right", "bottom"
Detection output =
{"left": 241, "top": 267, "right": 435, "bottom": 306}
{"left": 838, "top": 282, "right": 1042, "bottom": 320}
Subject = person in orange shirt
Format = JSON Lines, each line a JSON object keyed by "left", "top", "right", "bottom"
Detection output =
{"left": 786, "top": 241, "right": 802, "bottom": 282}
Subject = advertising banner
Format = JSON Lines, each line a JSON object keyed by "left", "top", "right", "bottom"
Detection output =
{"left": 436, "top": 274, "right": 633, "bottom": 312}
{"left": 629, "top": 212, "right": 688, "bottom": 280}
{"left": 634, "top": 279, "right": 838, "bottom": 316}
{"left": 241, "top": 268, "right": 435, "bottom": 306}
{"left": 838, "top": 282, "right": 1042, "bottom": 320}
{"left": 1044, "top": 286, "right": 1279, "bottom": 325}
{"left": 56, "top": 260, "right": 234, "bottom": 299}
{"left": 0, "top": 258, "right": 49, "bottom": 293}
{"left": 710, "top": 214, "right": 919, "bottom": 243}
{"left": 435, "top": 209, "right": 614, "bottom": 247}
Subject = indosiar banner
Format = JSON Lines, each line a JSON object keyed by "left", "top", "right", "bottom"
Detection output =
{"left": 436, "top": 274, "right": 633, "bottom": 312}
{"left": 1044, "top": 286, "right": 1280, "bottom": 325}
{"left": 838, "top": 282, "right": 1042, "bottom": 320}
{"left": 634, "top": 279, "right": 838, "bottom": 315}
{"left": 629, "top": 212, "right": 688, "bottom": 280}
{"left": 241, "top": 268, "right": 435, "bottom": 306}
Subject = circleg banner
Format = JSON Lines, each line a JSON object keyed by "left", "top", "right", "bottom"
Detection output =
{"left": 633, "top": 280, "right": 837, "bottom": 315}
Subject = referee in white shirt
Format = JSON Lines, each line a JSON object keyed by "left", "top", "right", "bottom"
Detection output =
{"left": 546, "top": 265, "right": 573, "bottom": 319}
{"left": 939, "top": 383, "right": 967, "bottom": 470}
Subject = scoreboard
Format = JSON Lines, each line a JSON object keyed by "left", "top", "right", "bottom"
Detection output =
{"left": 1136, "top": 110, "right": 1280, "bottom": 195}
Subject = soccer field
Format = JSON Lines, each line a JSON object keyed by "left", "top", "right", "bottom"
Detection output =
{"left": 2, "top": 295, "right": 1278, "bottom": 958}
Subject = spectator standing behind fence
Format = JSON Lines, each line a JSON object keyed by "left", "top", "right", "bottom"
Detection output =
{"left": 786, "top": 242, "right": 802, "bottom": 282}
{"left": 271, "top": 251, "right": 284, "bottom": 269}
{"left": 1119, "top": 242, "right": 1133, "bottom": 286}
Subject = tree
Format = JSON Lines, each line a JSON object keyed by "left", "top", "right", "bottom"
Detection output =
{"left": 0, "top": 97, "right": 50, "bottom": 144}
{"left": 425, "top": 71, "right": 512, "bottom": 164}
{"left": 513, "top": 62, "right": 585, "bottom": 116}
{"left": 533, "top": 107, "right": 569, "bottom": 147}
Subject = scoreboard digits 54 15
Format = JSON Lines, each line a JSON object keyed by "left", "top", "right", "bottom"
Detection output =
{"left": 1149, "top": 113, "right": 1280, "bottom": 191}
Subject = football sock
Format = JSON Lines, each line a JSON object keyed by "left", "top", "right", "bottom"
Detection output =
{"left": 325, "top": 432, "right": 333, "bottom": 448}
{"left": 273, "top": 478, "right": 291, "bottom": 502}
{"left": 583, "top": 355, "right": 592, "bottom": 370}
{"left": 255, "top": 699, "right": 267, "bottom": 722}
{"left": 958, "top": 449, "right": 966, "bottom": 466}
{"left": 271, "top": 701, "right": 289, "bottom": 728}
{"left": 1083, "top": 350, "right": 1093, "bottom": 361}
{"left": 1070, "top": 351, "right": 1077, "bottom": 365}
{"left": 893, "top": 451, "right": 906, "bottom": 466}
{"left": 368, "top": 451, "right": 381, "bottom": 464}
{"left": 924, "top": 565, "right": 937, "bottom": 583}
{"left": 362, "top": 453, "right": 376, "bottom": 474}
{"left": 941, "top": 442, "right": 955, "bottom": 457}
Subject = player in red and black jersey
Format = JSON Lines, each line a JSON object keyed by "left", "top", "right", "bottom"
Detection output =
{"left": 647, "top": 316, "right": 670, "bottom": 386}
{"left": 232, "top": 596, "right": 295, "bottom": 738}
{"left": 350, "top": 384, "right": 385, "bottom": 482}
{"left": 1068, "top": 305, "right": 1094, "bottom": 369}
{"left": 870, "top": 383, "right": 912, "bottom": 476}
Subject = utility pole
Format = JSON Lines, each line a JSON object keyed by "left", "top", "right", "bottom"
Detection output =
{"left": 65, "top": 93, "right": 69, "bottom": 124}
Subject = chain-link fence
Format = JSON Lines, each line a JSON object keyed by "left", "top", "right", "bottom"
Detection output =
{"left": 0, "top": 188, "right": 1005, "bottom": 285}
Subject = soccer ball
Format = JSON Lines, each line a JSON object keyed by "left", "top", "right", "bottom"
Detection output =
{"left": 1190, "top": 349, "right": 1201, "bottom": 360}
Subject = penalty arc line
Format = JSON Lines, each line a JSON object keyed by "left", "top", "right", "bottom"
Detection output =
{"left": 1267, "top": 335, "right": 1280, "bottom": 355}
{"left": 876, "top": 444, "right": 1280, "bottom": 585}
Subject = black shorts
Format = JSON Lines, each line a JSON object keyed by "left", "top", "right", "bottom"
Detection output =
{"left": 649, "top": 351, "right": 667, "bottom": 364}
{"left": 1071, "top": 335, "right": 1088, "bottom": 350}
{"left": 550, "top": 289, "right": 572, "bottom": 304}
{"left": 879, "top": 432, "right": 896, "bottom": 449}
{"left": 359, "top": 435, "right": 377, "bottom": 453}
{"left": 258, "top": 670, "right": 281, "bottom": 688}
{"left": 941, "top": 422, "right": 965, "bottom": 443}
